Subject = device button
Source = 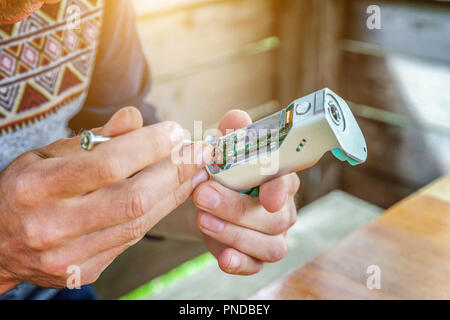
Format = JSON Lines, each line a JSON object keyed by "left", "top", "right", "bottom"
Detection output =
{"left": 295, "top": 101, "right": 311, "bottom": 115}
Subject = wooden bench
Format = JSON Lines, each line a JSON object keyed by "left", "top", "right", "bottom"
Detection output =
{"left": 251, "top": 174, "right": 450, "bottom": 299}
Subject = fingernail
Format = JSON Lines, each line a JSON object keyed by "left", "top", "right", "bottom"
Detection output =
{"left": 199, "top": 213, "right": 224, "bottom": 233}
{"left": 228, "top": 254, "right": 241, "bottom": 270}
{"left": 192, "top": 170, "right": 209, "bottom": 189}
{"left": 169, "top": 123, "right": 184, "bottom": 144}
{"left": 197, "top": 187, "right": 221, "bottom": 210}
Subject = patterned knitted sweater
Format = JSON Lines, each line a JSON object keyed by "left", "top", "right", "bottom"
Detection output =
{"left": 0, "top": 0, "right": 103, "bottom": 171}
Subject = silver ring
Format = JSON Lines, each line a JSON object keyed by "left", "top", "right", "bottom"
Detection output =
{"left": 80, "top": 130, "right": 111, "bottom": 151}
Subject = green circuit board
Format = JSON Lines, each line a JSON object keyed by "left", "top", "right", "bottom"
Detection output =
{"left": 208, "top": 104, "right": 294, "bottom": 173}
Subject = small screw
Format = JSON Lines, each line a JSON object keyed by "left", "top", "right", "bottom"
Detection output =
{"left": 328, "top": 102, "right": 341, "bottom": 123}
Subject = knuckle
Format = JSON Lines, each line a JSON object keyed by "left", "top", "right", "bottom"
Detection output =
{"left": 176, "top": 164, "right": 186, "bottom": 186}
{"left": 22, "top": 219, "right": 41, "bottom": 249}
{"left": 125, "top": 188, "right": 148, "bottom": 219}
{"left": 22, "top": 219, "right": 60, "bottom": 250}
{"left": 122, "top": 219, "right": 146, "bottom": 241}
{"left": 267, "top": 236, "right": 288, "bottom": 262}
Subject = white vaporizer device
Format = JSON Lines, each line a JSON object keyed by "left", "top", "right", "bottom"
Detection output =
{"left": 205, "top": 88, "right": 367, "bottom": 192}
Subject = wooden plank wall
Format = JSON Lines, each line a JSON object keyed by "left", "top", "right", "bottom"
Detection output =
{"left": 132, "top": 0, "right": 450, "bottom": 210}
{"left": 275, "top": 0, "right": 348, "bottom": 206}
{"left": 133, "top": 0, "right": 280, "bottom": 132}
{"left": 274, "top": 0, "right": 450, "bottom": 208}
{"left": 277, "top": 0, "right": 346, "bottom": 100}
{"left": 338, "top": 0, "right": 450, "bottom": 207}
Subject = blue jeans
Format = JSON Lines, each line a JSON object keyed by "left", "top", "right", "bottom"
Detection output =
{"left": 0, "top": 282, "right": 97, "bottom": 300}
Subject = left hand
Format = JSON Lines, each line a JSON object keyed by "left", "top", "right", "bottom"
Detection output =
{"left": 192, "top": 110, "right": 300, "bottom": 275}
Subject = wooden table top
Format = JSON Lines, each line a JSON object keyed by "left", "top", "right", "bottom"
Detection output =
{"left": 251, "top": 174, "right": 450, "bottom": 300}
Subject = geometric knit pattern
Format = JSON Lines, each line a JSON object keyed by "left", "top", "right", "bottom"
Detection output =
{"left": 0, "top": 0, "right": 103, "bottom": 136}
{"left": 0, "top": 94, "right": 86, "bottom": 171}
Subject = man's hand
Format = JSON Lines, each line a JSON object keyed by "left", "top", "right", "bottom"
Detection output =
{"left": 0, "top": 107, "right": 211, "bottom": 293}
{"left": 192, "top": 110, "right": 300, "bottom": 275}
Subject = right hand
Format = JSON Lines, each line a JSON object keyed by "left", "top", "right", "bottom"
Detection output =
{"left": 0, "top": 107, "right": 211, "bottom": 293}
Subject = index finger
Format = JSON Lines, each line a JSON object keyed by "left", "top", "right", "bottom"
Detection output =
{"left": 39, "top": 106, "right": 144, "bottom": 158}
{"left": 218, "top": 109, "right": 252, "bottom": 135}
{"left": 35, "top": 121, "right": 185, "bottom": 198}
